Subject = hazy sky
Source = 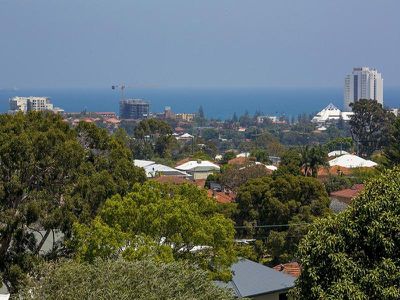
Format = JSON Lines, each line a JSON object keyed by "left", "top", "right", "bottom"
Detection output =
{"left": 1, "top": 0, "right": 400, "bottom": 88}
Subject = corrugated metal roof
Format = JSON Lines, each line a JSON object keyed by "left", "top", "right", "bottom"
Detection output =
{"left": 219, "top": 258, "right": 295, "bottom": 298}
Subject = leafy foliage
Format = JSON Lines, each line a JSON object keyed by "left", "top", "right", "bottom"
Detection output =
{"left": 384, "top": 117, "right": 400, "bottom": 167}
{"left": 0, "top": 112, "right": 145, "bottom": 292}
{"left": 235, "top": 175, "right": 330, "bottom": 262}
{"left": 293, "top": 168, "right": 400, "bottom": 299}
{"left": 72, "top": 182, "right": 237, "bottom": 280}
{"left": 349, "top": 99, "right": 394, "bottom": 157}
{"left": 18, "top": 259, "right": 235, "bottom": 300}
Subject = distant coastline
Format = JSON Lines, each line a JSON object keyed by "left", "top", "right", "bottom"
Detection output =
{"left": 1, "top": 87, "right": 400, "bottom": 120}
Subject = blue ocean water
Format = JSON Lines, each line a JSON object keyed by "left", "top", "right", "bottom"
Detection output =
{"left": 1, "top": 87, "right": 399, "bottom": 120}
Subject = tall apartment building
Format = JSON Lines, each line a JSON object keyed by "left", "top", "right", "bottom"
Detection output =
{"left": 119, "top": 99, "right": 149, "bottom": 119}
{"left": 9, "top": 96, "right": 54, "bottom": 113}
{"left": 344, "top": 67, "right": 383, "bottom": 111}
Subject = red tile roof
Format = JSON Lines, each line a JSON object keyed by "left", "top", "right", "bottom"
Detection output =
{"left": 207, "top": 190, "right": 236, "bottom": 204}
{"left": 330, "top": 184, "right": 364, "bottom": 204}
{"left": 273, "top": 262, "right": 301, "bottom": 278}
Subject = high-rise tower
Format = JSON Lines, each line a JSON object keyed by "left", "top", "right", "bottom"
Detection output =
{"left": 344, "top": 67, "right": 383, "bottom": 111}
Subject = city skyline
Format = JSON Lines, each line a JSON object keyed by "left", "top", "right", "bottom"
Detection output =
{"left": 1, "top": 0, "right": 400, "bottom": 88}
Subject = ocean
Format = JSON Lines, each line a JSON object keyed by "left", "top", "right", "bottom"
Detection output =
{"left": 1, "top": 87, "right": 400, "bottom": 120}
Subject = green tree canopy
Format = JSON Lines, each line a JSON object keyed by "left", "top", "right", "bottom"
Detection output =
{"left": 293, "top": 168, "right": 400, "bottom": 299}
{"left": 19, "top": 259, "right": 234, "bottom": 300}
{"left": 384, "top": 117, "right": 400, "bottom": 167}
{"left": 349, "top": 99, "right": 394, "bottom": 157}
{"left": 0, "top": 112, "right": 145, "bottom": 292}
{"left": 72, "top": 182, "right": 236, "bottom": 280}
{"left": 235, "top": 175, "right": 330, "bottom": 262}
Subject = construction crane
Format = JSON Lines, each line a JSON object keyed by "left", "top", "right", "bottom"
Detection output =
{"left": 111, "top": 84, "right": 127, "bottom": 101}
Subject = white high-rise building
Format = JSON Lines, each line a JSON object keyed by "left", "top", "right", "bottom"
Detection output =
{"left": 9, "top": 97, "right": 55, "bottom": 113}
{"left": 344, "top": 67, "right": 383, "bottom": 111}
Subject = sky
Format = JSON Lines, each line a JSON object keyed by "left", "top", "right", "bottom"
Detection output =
{"left": 1, "top": 0, "right": 400, "bottom": 88}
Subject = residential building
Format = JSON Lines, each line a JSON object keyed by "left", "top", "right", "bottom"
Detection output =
{"left": 119, "top": 99, "right": 149, "bottom": 120}
{"left": 175, "top": 160, "right": 220, "bottom": 180}
{"left": 9, "top": 96, "right": 57, "bottom": 113}
{"left": 344, "top": 67, "right": 383, "bottom": 111}
{"left": 330, "top": 184, "right": 365, "bottom": 213}
{"left": 134, "top": 159, "right": 190, "bottom": 178}
{"left": 175, "top": 113, "right": 195, "bottom": 122}
{"left": 216, "top": 258, "right": 295, "bottom": 299}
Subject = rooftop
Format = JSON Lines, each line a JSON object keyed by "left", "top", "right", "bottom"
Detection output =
{"left": 217, "top": 258, "right": 295, "bottom": 298}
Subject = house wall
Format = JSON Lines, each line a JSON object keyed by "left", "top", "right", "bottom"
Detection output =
{"left": 192, "top": 171, "right": 214, "bottom": 180}
{"left": 252, "top": 292, "right": 285, "bottom": 300}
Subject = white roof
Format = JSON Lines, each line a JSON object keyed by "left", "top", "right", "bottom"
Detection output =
{"left": 237, "top": 152, "right": 250, "bottom": 158}
{"left": 312, "top": 103, "right": 354, "bottom": 123}
{"left": 176, "top": 160, "right": 220, "bottom": 172}
{"left": 134, "top": 159, "right": 155, "bottom": 168}
{"left": 312, "top": 103, "right": 342, "bottom": 123}
{"left": 144, "top": 164, "right": 189, "bottom": 178}
{"left": 215, "top": 154, "right": 223, "bottom": 161}
{"left": 178, "top": 133, "right": 194, "bottom": 138}
{"left": 328, "top": 150, "right": 349, "bottom": 157}
{"left": 329, "top": 154, "right": 377, "bottom": 168}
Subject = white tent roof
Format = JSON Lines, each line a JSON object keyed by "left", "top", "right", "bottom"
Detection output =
{"left": 329, "top": 154, "right": 377, "bottom": 168}
{"left": 328, "top": 150, "right": 349, "bottom": 157}
{"left": 176, "top": 160, "right": 220, "bottom": 172}
{"left": 134, "top": 159, "right": 155, "bottom": 168}
{"left": 312, "top": 103, "right": 342, "bottom": 123}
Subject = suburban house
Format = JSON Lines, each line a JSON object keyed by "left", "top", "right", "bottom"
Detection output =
{"left": 134, "top": 159, "right": 190, "bottom": 179}
{"left": 175, "top": 160, "right": 220, "bottom": 180}
{"left": 330, "top": 184, "right": 365, "bottom": 213}
{"left": 217, "top": 258, "right": 295, "bottom": 299}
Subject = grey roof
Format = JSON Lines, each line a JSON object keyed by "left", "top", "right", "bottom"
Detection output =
{"left": 144, "top": 164, "right": 189, "bottom": 178}
{"left": 218, "top": 258, "right": 295, "bottom": 298}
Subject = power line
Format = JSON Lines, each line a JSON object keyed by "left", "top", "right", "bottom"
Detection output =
{"left": 234, "top": 223, "right": 311, "bottom": 229}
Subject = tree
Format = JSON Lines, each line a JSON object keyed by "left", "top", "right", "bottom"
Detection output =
{"left": 235, "top": 175, "right": 330, "bottom": 263}
{"left": 349, "top": 99, "right": 394, "bottom": 157}
{"left": 219, "top": 164, "right": 270, "bottom": 192}
{"left": 293, "top": 168, "right": 400, "bottom": 299}
{"left": 19, "top": 259, "right": 235, "bottom": 300}
{"left": 221, "top": 151, "right": 236, "bottom": 164}
{"left": 299, "top": 145, "right": 327, "bottom": 177}
{"left": 275, "top": 148, "right": 302, "bottom": 176}
{"left": 384, "top": 117, "right": 400, "bottom": 167}
{"left": 71, "top": 182, "right": 236, "bottom": 280}
{"left": 0, "top": 112, "right": 145, "bottom": 292}
{"left": 132, "top": 119, "right": 176, "bottom": 159}
{"left": 250, "top": 149, "right": 271, "bottom": 164}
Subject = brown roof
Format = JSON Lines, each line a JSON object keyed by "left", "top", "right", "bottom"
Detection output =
{"left": 152, "top": 176, "right": 193, "bottom": 185}
{"left": 317, "top": 166, "right": 353, "bottom": 177}
{"left": 330, "top": 184, "right": 364, "bottom": 204}
{"left": 207, "top": 190, "right": 236, "bottom": 204}
{"left": 273, "top": 262, "right": 301, "bottom": 278}
{"left": 228, "top": 157, "right": 251, "bottom": 165}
